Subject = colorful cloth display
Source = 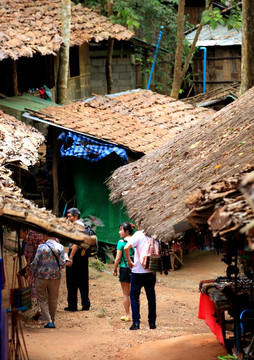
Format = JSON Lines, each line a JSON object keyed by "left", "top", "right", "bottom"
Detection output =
{"left": 198, "top": 293, "right": 225, "bottom": 345}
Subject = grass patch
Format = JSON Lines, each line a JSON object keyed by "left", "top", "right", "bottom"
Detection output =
{"left": 97, "top": 308, "right": 107, "bottom": 318}
{"left": 89, "top": 258, "right": 106, "bottom": 271}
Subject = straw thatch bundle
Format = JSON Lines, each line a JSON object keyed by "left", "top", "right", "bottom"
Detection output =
{"left": 107, "top": 87, "right": 254, "bottom": 242}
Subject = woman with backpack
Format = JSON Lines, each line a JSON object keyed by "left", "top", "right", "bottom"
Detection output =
{"left": 113, "top": 222, "right": 135, "bottom": 322}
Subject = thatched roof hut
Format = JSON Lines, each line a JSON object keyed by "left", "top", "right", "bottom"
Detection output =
{"left": 0, "top": 0, "right": 133, "bottom": 61}
{"left": 0, "top": 111, "right": 92, "bottom": 246}
{"left": 107, "top": 87, "right": 254, "bottom": 242}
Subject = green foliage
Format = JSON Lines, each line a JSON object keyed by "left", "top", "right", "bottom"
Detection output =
{"left": 109, "top": 3, "right": 141, "bottom": 31}
{"left": 226, "top": 6, "right": 242, "bottom": 30}
{"left": 201, "top": 7, "right": 226, "bottom": 30}
{"left": 101, "top": 244, "right": 115, "bottom": 262}
{"left": 201, "top": 2, "right": 242, "bottom": 31}
{"left": 74, "top": 0, "right": 242, "bottom": 95}
{"left": 76, "top": 0, "right": 180, "bottom": 93}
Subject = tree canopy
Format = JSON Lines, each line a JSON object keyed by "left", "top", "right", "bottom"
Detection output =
{"left": 75, "top": 1, "right": 244, "bottom": 97}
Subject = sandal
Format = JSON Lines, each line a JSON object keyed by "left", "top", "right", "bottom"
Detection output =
{"left": 121, "top": 316, "right": 131, "bottom": 322}
{"left": 44, "top": 322, "right": 56, "bottom": 328}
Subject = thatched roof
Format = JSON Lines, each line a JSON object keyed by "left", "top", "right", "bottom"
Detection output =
{"left": 0, "top": 110, "right": 44, "bottom": 169}
{"left": 26, "top": 89, "right": 215, "bottom": 155}
{"left": 0, "top": 0, "right": 133, "bottom": 61}
{"left": 107, "top": 87, "right": 254, "bottom": 242}
{"left": 0, "top": 111, "right": 93, "bottom": 245}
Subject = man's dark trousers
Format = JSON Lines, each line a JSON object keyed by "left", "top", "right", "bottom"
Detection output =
{"left": 130, "top": 272, "right": 156, "bottom": 325}
{"left": 66, "top": 250, "right": 90, "bottom": 310}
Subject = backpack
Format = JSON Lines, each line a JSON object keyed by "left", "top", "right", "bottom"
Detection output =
{"left": 137, "top": 236, "right": 162, "bottom": 272}
{"left": 121, "top": 239, "right": 134, "bottom": 266}
{"left": 84, "top": 224, "right": 98, "bottom": 257}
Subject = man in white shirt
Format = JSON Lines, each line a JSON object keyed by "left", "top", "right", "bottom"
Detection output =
{"left": 124, "top": 229, "right": 156, "bottom": 330}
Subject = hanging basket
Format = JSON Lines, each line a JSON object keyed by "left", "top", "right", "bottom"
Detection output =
{"left": 10, "top": 287, "right": 32, "bottom": 310}
{"left": 10, "top": 255, "right": 32, "bottom": 311}
{"left": 147, "top": 256, "right": 163, "bottom": 272}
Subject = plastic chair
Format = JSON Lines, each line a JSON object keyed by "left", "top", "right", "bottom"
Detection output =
{"left": 240, "top": 309, "right": 254, "bottom": 334}
{"left": 240, "top": 308, "right": 254, "bottom": 352}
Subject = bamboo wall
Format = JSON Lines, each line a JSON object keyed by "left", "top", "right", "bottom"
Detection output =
{"left": 192, "top": 45, "right": 241, "bottom": 94}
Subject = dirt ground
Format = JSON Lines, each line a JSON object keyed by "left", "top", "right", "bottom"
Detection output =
{"left": 2, "top": 249, "right": 229, "bottom": 360}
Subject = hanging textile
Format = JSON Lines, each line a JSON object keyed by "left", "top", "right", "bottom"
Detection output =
{"left": 58, "top": 131, "right": 128, "bottom": 164}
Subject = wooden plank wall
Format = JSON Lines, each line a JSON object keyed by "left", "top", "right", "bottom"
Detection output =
{"left": 185, "top": 6, "right": 205, "bottom": 25}
{"left": 192, "top": 45, "right": 241, "bottom": 94}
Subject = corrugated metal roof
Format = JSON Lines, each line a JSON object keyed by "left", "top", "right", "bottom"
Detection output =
{"left": 0, "top": 94, "right": 60, "bottom": 113}
{"left": 186, "top": 24, "right": 241, "bottom": 46}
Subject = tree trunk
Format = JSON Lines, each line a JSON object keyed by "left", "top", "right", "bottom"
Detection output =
{"left": 170, "top": 0, "right": 212, "bottom": 99}
{"left": 56, "top": 0, "right": 71, "bottom": 105}
{"left": 106, "top": 0, "right": 114, "bottom": 94}
{"left": 240, "top": 0, "right": 254, "bottom": 94}
{"left": 107, "top": 0, "right": 113, "bottom": 16}
{"left": 170, "top": 0, "right": 185, "bottom": 99}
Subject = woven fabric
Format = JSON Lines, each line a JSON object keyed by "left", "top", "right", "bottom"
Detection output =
{"left": 58, "top": 131, "right": 128, "bottom": 164}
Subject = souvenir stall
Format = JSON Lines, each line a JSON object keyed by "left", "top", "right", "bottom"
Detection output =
{"left": 191, "top": 172, "right": 254, "bottom": 359}
{"left": 198, "top": 233, "right": 254, "bottom": 358}
{"left": 0, "top": 209, "right": 92, "bottom": 360}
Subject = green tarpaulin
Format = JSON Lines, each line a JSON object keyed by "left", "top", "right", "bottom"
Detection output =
{"left": 71, "top": 157, "right": 131, "bottom": 246}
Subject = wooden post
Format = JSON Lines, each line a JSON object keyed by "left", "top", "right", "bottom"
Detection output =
{"left": 12, "top": 60, "right": 18, "bottom": 96}
{"left": 52, "top": 127, "right": 59, "bottom": 216}
{"left": 106, "top": 38, "right": 114, "bottom": 94}
{"left": 17, "top": 227, "right": 22, "bottom": 270}
{"left": 106, "top": 0, "right": 114, "bottom": 94}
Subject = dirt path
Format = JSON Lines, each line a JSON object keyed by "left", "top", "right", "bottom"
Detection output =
{"left": 2, "top": 250, "right": 228, "bottom": 359}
